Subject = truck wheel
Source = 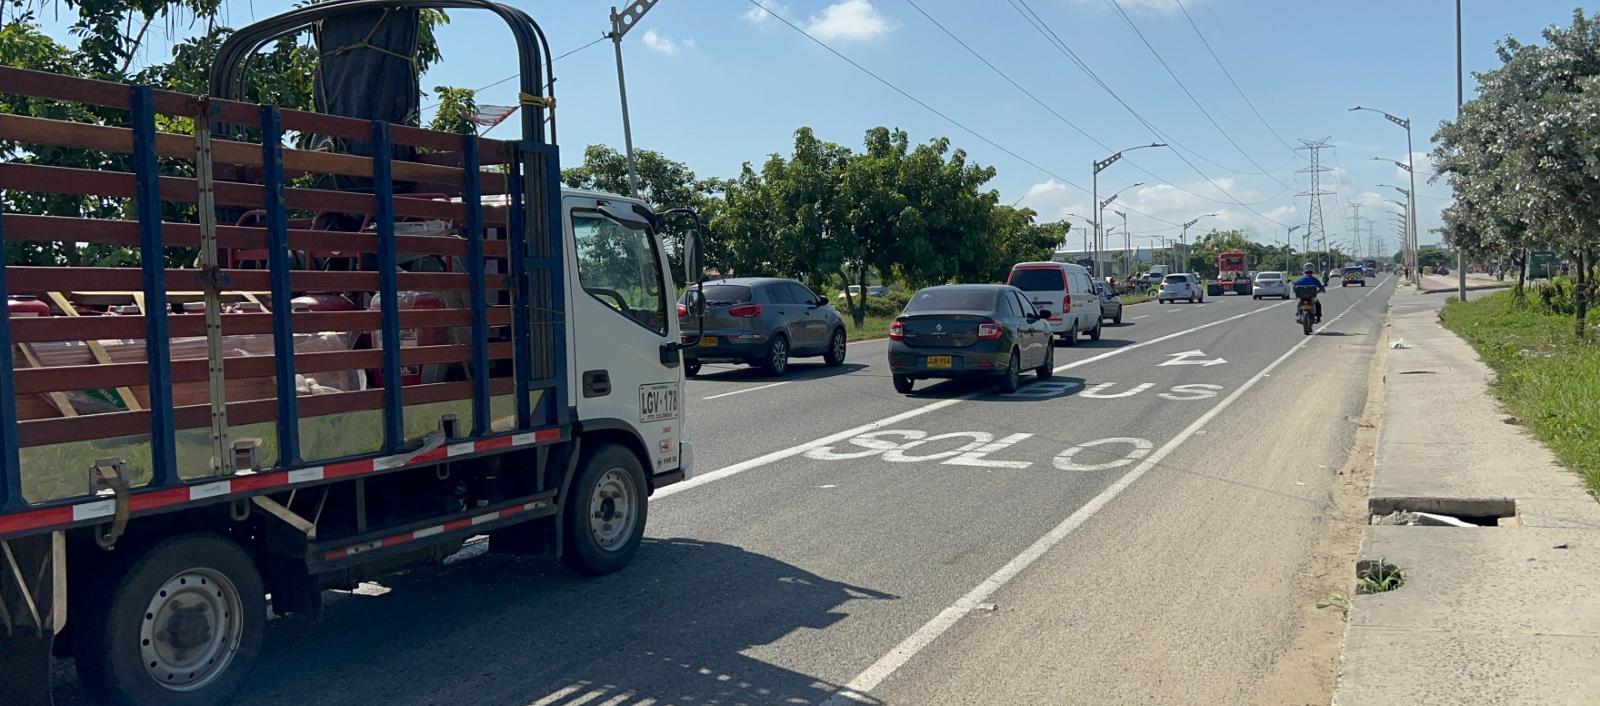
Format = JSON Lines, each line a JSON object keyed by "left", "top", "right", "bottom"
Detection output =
{"left": 1062, "top": 321, "right": 1077, "bottom": 347}
{"left": 75, "top": 534, "right": 265, "bottom": 706}
{"left": 562, "top": 444, "right": 648, "bottom": 576}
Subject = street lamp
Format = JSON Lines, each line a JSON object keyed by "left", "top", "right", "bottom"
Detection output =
{"left": 1284, "top": 224, "right": 1302, "bottom": 272}
{"left": 1177, "top": 213, "right": 1216, "bottom": 272}
{"left": 1099, "top": 182, "right": 1142, "bottom": 274}
{"left": 1093, "top": 143, "right": 1167, "bottom": 277}
{"left": 1351, "top": 105, "right": 1420, "bottom": 287}
{"left": 1114, "top": 209, "right": 1130, "bottom": 275}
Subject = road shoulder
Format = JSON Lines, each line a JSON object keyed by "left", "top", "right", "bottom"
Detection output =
{"left": 1331, "top": 289, "right": 1600, "bottom": 706}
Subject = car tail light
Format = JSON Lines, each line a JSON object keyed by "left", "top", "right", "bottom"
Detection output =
{"left": 676, "top": 304, "right": 688, "bottom": 318}
{"left": 977, "top": 320, "right": 1003, "bottom": 340}
{"left": 728, "top": 303, "right": 763, "bottom": 318}
{"left": 1062, "top": 294, "right": 1072, "bottom": 313}
{"left": 888, "top": 319, "right": 905, "bottom": 341}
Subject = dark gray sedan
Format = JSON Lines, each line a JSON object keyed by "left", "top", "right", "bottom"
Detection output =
{"left": 887, "top": 284, "right": 1055, "bottom": 394}
{"left": 1094, "top": 281, "right": 1123, "bottom": 324}
{"left": 678, "top": 277, "right": 847, "bottom": 377}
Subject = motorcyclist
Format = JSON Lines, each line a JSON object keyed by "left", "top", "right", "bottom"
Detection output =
{"left": 1292, "top": 265, "right": 1325, "bottom": 323}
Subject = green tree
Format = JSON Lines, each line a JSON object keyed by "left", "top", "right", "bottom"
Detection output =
{"left": 426, "top": 85, "right": 479, "bottom": 135}
{"left": 562, "top": 144, "right": 721, "bottom": 284}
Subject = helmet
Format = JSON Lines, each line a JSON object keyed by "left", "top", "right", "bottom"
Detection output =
{"left": 1303, "top": 264, "right": 1316, "bottom": 274}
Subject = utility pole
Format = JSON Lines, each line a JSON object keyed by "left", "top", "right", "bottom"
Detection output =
{"left": 1115, "top": 209, "right": 1129, "bottom": 276}
{"left": 1455, "top": 0, "right": 1467, "bottom": 299}
{"left": 1297, "top": 137, "right": 1334, "bottom": 277}
{"left": 607, "top": 0, "right": 661, "bottom": 197}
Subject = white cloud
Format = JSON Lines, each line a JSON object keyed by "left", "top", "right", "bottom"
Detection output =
{"left": 1069, "top": 0, "right": 1207, "bottom": 16}
{"left": 741, "top": 2, "right": 789, "bottom": 24}
{"left": 806, "top": 0, "right": 897, "bottom": 42}
{"left": 641, "top": 29, "right": 685, "bottom": 55}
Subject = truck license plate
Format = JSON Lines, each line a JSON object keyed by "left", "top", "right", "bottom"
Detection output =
{"left": 926, "top": 355, "right": 953, "bottom": 369}
{"left": 639, "top": 383, "right": 679, "bottom": 423}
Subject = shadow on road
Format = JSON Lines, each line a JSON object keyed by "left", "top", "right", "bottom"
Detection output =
{"left": 53, "top": 539, "right": 893, "bottom": 706}
{"left": 692, "top": 361, "right": 869, "bottom": 383}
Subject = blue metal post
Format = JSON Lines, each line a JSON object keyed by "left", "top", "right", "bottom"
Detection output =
{"left": 507, "top": 151, "right": 533, "bottom": 431}
{"left": 260, "top": 107, "right": 300, "bottom": 466}
{"left": 0, "top": 207, "right": 21, "bottom": 511}
{"left": 132, "top": 86, "right": 176, "bottom": 486}
{"left": 534, "top": 143, "right": 567, "bottom": 427}
{"left": 372, "top": 122, "right": 404, "bottom": 451}
{"left": 462, "top": 137, "right": 490, "bottom": 437}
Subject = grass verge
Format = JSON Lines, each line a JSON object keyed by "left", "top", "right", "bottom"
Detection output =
{"left": 843, "top": 314, "right": 894, "bottom": 342}
{"left": 1440, "top": 291, "right": 1600, "bottom": 495}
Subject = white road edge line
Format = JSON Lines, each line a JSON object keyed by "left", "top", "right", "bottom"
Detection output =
{"left": 822, "top": 281, "right": 1388, "bottom": 705}
{"left": 656, "top": 299, "right": 1289, "bottom": 500}
{"left": 702, "top": 381, "right": 791, "bottom": 401}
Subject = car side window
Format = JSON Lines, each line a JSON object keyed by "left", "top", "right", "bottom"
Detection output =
{"left": 1013, "top": 291, "right": 1036, "bottom": 317}
{"left": 767, "top": 283, "right": 798, "bottom": 305}
{"left": 790, "top": 282, "right": 820, "bottom": 305}
{"left": 572, "top": 211, "right": 667, "bottom": 335}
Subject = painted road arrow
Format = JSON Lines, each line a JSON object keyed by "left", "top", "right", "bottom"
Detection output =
{"left": 1158, "top": 350, "right": 1228, "bottom": 367}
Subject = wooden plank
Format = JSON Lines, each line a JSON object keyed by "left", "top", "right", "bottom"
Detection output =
{"left": 44, "top": 292, "right": 143, "bottom": 412}
{"left": 13, "top": 342, "right": 514, "bottom": 394}
{"left": 6, "top": 267, "right": 496, "bottom": 295}
{"left": 9, "top": 307, "right": 512, "bottom": 343}
{"left": 14, "top": 343, "right": 77, "bottom": 417}
{"left": 0, "top": 214, "right": 511, "bottom": 257}
{"left": 16, "top": 378, "right": 516, "bottom": 447}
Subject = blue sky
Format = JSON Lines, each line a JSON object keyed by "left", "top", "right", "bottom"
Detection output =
{"left": 21, "top": 0, "right": 1592, "bottom": 255}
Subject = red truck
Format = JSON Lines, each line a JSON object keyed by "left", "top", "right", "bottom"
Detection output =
{"left": 1209, "top": 250, "right": 1252, "bottom": 296}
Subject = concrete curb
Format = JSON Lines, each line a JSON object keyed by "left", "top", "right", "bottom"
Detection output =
{"left": 1417, "top": 282, "right": 1514, "bottom": 294}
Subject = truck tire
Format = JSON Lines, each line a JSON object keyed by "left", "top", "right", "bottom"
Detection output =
{"left": 562, "top": 444, "right": 648, "bottom": 576}
{"left": 74, "top": 534, "right": 265, "bottom": 706}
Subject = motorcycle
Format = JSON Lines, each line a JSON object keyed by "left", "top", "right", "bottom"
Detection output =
{"left": 1294, "top": 284, "right": 1322, "bottom": 335}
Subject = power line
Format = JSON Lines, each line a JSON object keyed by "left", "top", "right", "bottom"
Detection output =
{"left": 1175, "top": 0, "right": 1295, "bottom": 152}
{"left": 741, "top": 0, "right": 1087, "bottom": 200}
{"left": 421, "top": 35, "right": 608, "bottom": 112}
{"left": 1008, "top": 0, "right": 1295, "bottom": 228}
{"left": 1103, "top": 0, "right": 1295, "bottom": 190}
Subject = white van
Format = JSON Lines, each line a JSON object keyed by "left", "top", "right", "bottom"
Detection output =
{"left": 1006, "top": 261, "right": 1104, "bottom": 344}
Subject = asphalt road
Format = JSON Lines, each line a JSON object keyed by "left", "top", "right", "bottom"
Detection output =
{"left": 55, "top": 276, "right": 1397, "bottom": 706}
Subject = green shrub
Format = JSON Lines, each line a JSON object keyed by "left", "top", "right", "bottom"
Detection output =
{"left": 1537, "top": 277, "right": 1577, "bottom": 315}
{"left": 865, "top": 291, "right": 910, "bottom": 317}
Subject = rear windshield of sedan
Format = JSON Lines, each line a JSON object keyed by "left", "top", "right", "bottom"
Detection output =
{"left": 1256, "top": 272, "right": 1284, "bottom": 281}
{"left": 1008, "top": 268, "right": 1066, "bottom": 291}
{"left": 906, "top": 288, "right": 998, "bottom": 312}
{"left": 1162, "top": 274, "right": 1189, "bottom": 284}
{"left": 1344, "top": 267, "right": 1364, "bottom": 274}
{"left": 679, "top": 284, "right": 752, "bottom": 305}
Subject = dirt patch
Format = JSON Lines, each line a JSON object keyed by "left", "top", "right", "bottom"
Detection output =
{"left": 1246, "top": 322, "right": 1388, "bottom": 706}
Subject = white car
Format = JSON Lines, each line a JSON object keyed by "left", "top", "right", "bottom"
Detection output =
{"left": 1157, "top": 273, "right": 1204, "bottom": 304}
{"left": 1006, "top": 261, "right": 1104, "bottom": 344}
{"left": 1252, "top": 271, "right": 1289, "bottom": 299}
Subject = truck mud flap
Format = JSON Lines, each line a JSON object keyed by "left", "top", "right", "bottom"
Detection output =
{"left": 0, "top": 532, "right": 63, "bottom": 706}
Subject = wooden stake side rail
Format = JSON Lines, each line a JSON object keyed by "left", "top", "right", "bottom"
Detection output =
{"left": 0, "top": 65, "right": 512, "bottom": 163}
{"left": 0, "top": 112, "right": 510, "bottom": 196}
{"left": 0, "top": 213, "right": 512, "bottom": 258}
{"left": 0, "top": 69, "right": 560, "bottom": 521}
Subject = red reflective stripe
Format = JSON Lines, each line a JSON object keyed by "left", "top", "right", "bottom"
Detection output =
{"left": 0, "top": 507, "right": 70, "bottom": 536}
{"left": 476, "top": 435, "right": 515, "bottom": 452}
{"left": 442, "top": 518, "right": 474, "bottom": 533}
{"left": 498, "top": 506, "right": 522, "bottom": 519}
{"left": 535, "top": 428, "right": 560, "bottom": 443}
{"left": 232, "top": 473, "right": 285, "bottom": 493}
{"left": 130, "top": 488, "right": 190, "bottom": 513}
{"left": 380, "top": 535, "right": 412, "bottom": 548}
{"left": 408, "top": 447, "right": 449, "bottom": 465}
{"left": 325, "top": 458, "right": 376, "bottom": 479}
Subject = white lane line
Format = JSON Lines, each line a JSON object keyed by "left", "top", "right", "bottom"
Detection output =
{"left": 821, "top": 282, "right": 1387, "bottom": 705}
{"left": 1166, "top": 308, "right": 1181, "bottom": 312}
{"left": 657, "top": 300, "right": 1289, "bottom": 501}
{"left": 702, "top": 381, "right": 791, "bottom": 401}
{"left": 1132, "top": 315, "right": 1150, "bottom": 320}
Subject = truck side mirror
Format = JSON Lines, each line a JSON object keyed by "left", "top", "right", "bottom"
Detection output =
{"left": 684, "top": 228, "right": 704, "bottom": 286}
{"left": 684, "top": 288, "right": 707, "bottom": 318}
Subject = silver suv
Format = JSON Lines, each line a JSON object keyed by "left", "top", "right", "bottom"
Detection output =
{"left": 678, "top": 277, "right": 848, "bottom": 377}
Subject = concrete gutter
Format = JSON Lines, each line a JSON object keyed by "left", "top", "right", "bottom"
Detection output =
{"left": 1331, "top": 288, "right": 1600, "bottom": 706}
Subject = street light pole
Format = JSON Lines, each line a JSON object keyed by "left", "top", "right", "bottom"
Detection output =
{"left": 1455, "top": 0, "right": 1467, "bottom": 299}
{"left": 1285, "top": 225, "right": 1302, "bottom": 271}
{"left": 1351, "top": 105, "right": 1421, "bottom": 287}
{"left": 608, "top": 1, "right": 662, "bottom": 197}
{"left": 1115, "top": 209, "right": 1129, "bottom": 275}
{"left": 1179, "top": 213, "right": 1217, "bottom": 274}
{"left": 1093, "top": 143, "right": 1166, "bottom": 278}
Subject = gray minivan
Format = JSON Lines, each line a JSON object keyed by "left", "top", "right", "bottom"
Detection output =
{"left": 678, "top": 277, "right": 848, "bottom": 377}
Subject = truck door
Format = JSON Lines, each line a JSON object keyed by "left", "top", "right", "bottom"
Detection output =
{"left": 566, "top": 196, "right": 682, "bottom": 475}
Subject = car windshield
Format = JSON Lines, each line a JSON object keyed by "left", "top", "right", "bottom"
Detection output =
{"left": 906, "top": 288, "right": 997, "bottom": 312}
{"left": 1008, "top": 268, "right": 1065, "bottom": 291}
{"left": 679, "top": 284, "right": 751, "bottom": 305}
{"left": 1163, "top": 275, "right": 1188, "bottom": 284}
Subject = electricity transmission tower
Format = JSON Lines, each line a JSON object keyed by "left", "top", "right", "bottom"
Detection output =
{"left": 1297, "top": 138, "right": 1335, "bottom": 272}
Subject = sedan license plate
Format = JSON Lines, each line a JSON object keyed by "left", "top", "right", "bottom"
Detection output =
{"left": 639, "top": 382, "right": 679, "bottom": 423}
{"left": 926, "top": 355, "right": 953, "bottom": 369}
{"left": 697, "top": 336, "right": 718, "bottom": 347}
